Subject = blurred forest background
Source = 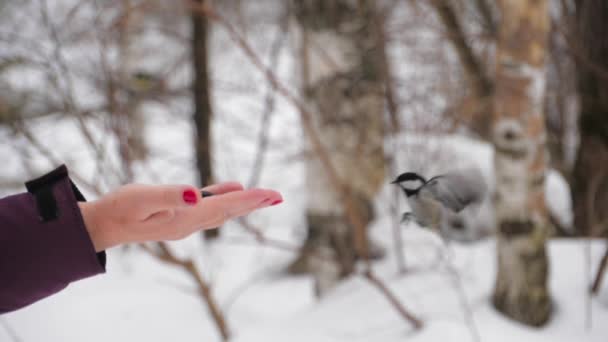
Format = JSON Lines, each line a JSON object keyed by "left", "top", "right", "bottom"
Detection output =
{"left": 1, "top": 0, "right": 607, "bottom": 341}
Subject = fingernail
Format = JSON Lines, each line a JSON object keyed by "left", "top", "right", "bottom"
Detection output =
{"left": 271, "top": 199, "right": 283, "bottom": 206}
{"left": 183, "top": 190, "right": 197, "bottom": 205}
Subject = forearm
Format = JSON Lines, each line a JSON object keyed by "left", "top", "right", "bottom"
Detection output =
{"left": 0, "top": 165, "right": 106, "bottom": 314}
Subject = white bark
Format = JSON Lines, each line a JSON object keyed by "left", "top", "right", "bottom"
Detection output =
{"left": 492, "top": 0, "right": 552, "bottom": 326}
{"left": 289, "top": 0, "right": 385, "bottom": 280}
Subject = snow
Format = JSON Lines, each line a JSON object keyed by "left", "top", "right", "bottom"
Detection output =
{"left": 2, "top": 227, "right": 607, "bottom": 341}
{"left": 545, "top": 170, "right": 574, "bottom": 230}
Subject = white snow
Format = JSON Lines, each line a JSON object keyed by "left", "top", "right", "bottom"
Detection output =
{"left": 2, "top": 226, "right": 607, "bottom": 341}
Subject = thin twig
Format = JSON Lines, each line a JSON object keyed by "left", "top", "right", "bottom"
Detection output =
{"left": 591, "top": 246, "right": 608, "bottom": 295}
{"left": 40, "top": 0, "right": 113, "bottom": 184}
{"left": 140, "top": 242, "right": 231, "bottom": 341}
{"left": 589, "top": 166, "right": 607, "bottom": 294}
{"left": 0, "top": 318, "right": 22, "bottom": 342}
{"left": 553, "top": 17, "right": 608, "bottom": 82}
{"left": 235, "top": 217, "right": 333, "bottom": 263}
{"left": 442, "top": 253, "right": 481, "bottom": 342}
{"left": 430, "top": 0, "right": 492, "bottom": 97}
{"left": 585, "top": 237, "right": 592, "bottom": 330}
{"left": 246, "top": 10, "right": 289, "bottom": 189}
{"left": 13, "top": 121, "right": 103, "bottom": 196}
{"left": 374, "top": 3, "right": 407, "bottom": 274}
{"left": 363, "top": 270, "right": 424, "bottom": 329}
{"left": 472, "top": 0, "right": 496, "bottom": 36}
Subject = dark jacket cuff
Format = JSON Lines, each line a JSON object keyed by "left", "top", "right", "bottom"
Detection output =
{"left": 0, "top": 165, "right": 106, "bottom": 313}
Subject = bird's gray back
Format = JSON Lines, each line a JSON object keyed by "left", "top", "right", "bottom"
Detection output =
{"left": 425, "top": 168, "right": 487, "bottom": 212}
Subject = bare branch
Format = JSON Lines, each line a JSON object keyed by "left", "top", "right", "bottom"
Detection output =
{"left": 591, "top": 246, "right": 608, "bottom": 295}
{"left": 553, "top": 17, "right": 608, "bottom": 82}
{"left": 235, "top": 217, "right": 316, "bottom": 256}
{"left": 443, "top": 254, "right": 481, "bottom": 342}
{"left": 363, "top": 270, "right": 424, "bottom": 329}
{"left": 589, "top": 166, "right": 608, "bottom": 295}
{"left": 141, "top": 242, "right": 231, "bottom": 340}
{"left": 472, "top": 0, "right": 496, "bottom": 36}
{"left": 0, "top": 318, "right": 22, "bottom": 342}
{"left": 247, "top": 10, "right": 289, "bottom": 189}
{"left": 12, "top": 121, "right": 103, "bottom": 196}
{"left": 430, "top": 0, "right": 492, "bottom": 97}
{"left": 374, "top": 4, "right": 406, "bottom": 273}
{"left": 586, "top": 165, "right": 607, "bottom": 237}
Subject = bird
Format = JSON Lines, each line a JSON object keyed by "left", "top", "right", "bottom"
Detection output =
{"left": 391, "top": 168, "right": 488, "bottom": 242}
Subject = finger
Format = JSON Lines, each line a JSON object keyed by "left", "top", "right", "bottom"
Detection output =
{"left": 210, "top": 188, "right": 282, "bottom": 216}
{"left": 201, "top": 182, "right": 244, "bottom": 196}
{"left": 137, "top": 184, "right": 200, "bottom": 217}
{"left": 173, "top": 188, "right": 282, "bottom": 229}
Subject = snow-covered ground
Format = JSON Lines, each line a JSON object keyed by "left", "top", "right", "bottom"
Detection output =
{"left": 2, "top": 222, "right": 607, "bottom": 342}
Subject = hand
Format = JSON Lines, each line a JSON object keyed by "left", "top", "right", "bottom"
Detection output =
{"left": 78, "top": 182, "right": 283, "bottom": 252}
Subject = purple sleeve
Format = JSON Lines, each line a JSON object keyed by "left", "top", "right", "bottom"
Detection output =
{"left": 0, "top": 165, "right": 106, "bottom": 313}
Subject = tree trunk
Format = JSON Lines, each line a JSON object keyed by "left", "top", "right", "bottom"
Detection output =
{"left": 491, "top": 0, "right": 552, "bottom": 326}
{"left": 288, "top": 0, "right": 386, "bottom": 291}
{"left": 191, "top": 0, "right": 217, "bottom": 239}
{"left": 571, "top": 0, "right": 608, "bottom": 238}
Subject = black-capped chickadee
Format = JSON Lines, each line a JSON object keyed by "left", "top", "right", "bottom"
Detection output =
{"left": 391, "top": 168, "right": 487, "bottom": 241}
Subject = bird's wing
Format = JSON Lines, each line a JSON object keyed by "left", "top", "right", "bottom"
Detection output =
{"left": 425, "top": 168, "right": 487, "bottom": 212}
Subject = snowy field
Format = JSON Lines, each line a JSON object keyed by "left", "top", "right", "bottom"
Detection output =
{"left": 2, "top": 222, "right": 607, "bottom": 341}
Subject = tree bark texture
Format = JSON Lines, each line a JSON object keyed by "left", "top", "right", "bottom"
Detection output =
{"left": 191, "top": 0, "right": 217, "bottom": 238}
{"left": 572, "top": 0, "right": 608, "bottom": 237}
{"left": 492, "top": 0, "right": 552, "bottom": 326}
{"left": 288, "top": 0, "right": 385, "bottom": 284}
{"left": 431, "top": 0, "right": 494, "bottom": 140}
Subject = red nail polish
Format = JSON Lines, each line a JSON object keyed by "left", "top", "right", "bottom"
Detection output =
{"left": 183, "top": 190, "right": 197, "bottom": 205}
{"left": 271, "top": 199, "right": 283, "bottom": 206}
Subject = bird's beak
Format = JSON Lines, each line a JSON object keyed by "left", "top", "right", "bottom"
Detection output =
{"left": 390, "top": 179, "right": 399, "bottom": 185}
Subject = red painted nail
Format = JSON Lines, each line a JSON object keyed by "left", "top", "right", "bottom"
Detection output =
{"left": 183, "top": 190, "right": 197, "bottom": 205}
{"left": 271, "top": 199, "right": 283, "bottom": 206}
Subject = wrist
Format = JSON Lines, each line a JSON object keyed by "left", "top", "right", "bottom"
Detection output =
{"left": 78, "top": 201, "right": 109, "bottom": 252}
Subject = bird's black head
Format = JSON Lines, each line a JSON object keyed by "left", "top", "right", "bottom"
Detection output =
{"left": 391, "top": 172, "right": 427, "bottom": 197}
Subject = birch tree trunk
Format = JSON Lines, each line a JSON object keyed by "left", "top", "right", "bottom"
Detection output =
{"left": 491, "top": 0, "right": 552, "bottom": 326}
{"left": 288, "top": 0, "right": 386, "bottom": 287}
